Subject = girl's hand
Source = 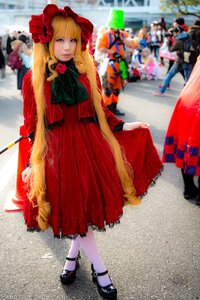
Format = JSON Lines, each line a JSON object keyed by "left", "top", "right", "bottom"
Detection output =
{"left": 22, "top": 166, "right": 32, "bottom": 183}
{"left": 123, "top": 122, "right": 150, "bottom": 131}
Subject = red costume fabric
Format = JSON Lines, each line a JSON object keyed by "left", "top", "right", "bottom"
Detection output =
{"left": 22, "top": 71, "right": 162, "bottom": 237}
{"left": 162, "top": 57, "right": 200, "bottom": 176}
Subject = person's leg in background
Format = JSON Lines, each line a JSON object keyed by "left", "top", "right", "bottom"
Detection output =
{"left": 103, "top": 88, "right": 115, "bottom": 112}
{"left": 111, "top": 88, "right": 124, "bottom": 116}
{"left": 182, "top": 63, "right": 193, "bottom": 82}
{"left": 167, "top": 59, "right": 174, "bottom": 74}
{"left": 103, "top": 63, "right": 116, "bottom": 113}
{"left": 155, "top": 46, "right": 159, "bottom": 61}
{"left": 151, "top": 45, "right": 156, "bottom": 59}
{"left": 154, "top": 62, "right": 179, "bottom": 95}
{"left": 195, "top": 177, "right": 200, "bottom": 205}
{"left": 158, "top": 59, "right": 174, "bottom": 89}
{"left": 103, "top": 63, "right": 124, "bottom": 115}
{"left": 181, "top": 168, "right": 198, "bottom": 199}
{"left": 159, "top": 56, "right": 165, "bottom": 66}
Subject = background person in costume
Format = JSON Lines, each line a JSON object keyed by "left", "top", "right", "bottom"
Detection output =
{"left": 137, "top": 47, "right": 159, "bottom": 80}
{"left": 162, "top": 56, "right": 200, "bottom": 205}
{"left": 21, "top": 4, "right": 162, "bottom": 299}
{"left": 97, "top": 9, "right": 139, "bottom": 116}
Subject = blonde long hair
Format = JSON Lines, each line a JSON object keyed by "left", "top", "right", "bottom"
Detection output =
{"left": 29, "top": 15, "right": 140, "bottom": 230}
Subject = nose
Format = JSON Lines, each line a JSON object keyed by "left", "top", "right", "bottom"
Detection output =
{"left": 63, "top": 40, "right": 70, "bottom": 50}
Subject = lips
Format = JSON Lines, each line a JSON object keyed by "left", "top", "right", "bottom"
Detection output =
{"left": 58, "top": 54, "right": 73, "bottom": 61}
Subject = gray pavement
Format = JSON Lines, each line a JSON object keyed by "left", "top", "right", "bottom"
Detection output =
{"left": 0, "top": 65, "right": 200, "bottom": 300}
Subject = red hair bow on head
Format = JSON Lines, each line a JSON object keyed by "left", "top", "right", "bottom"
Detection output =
{"left": 29, "top": 4, "right": 93, "bottom": 50}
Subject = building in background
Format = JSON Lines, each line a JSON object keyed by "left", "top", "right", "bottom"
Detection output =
{"left": 0, "top": 0, "right": 197, "bottom": 34}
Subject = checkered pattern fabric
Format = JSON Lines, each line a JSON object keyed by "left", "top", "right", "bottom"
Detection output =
{"left": 162, "top": 136, "right": 200, "bottom": 176}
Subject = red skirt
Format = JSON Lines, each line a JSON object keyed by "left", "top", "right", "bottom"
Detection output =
{"left": 162, "top": 57, "right": 200, "bottom": 176}
{"left": 24, "top": 103, "right": 162, "bottom": 237}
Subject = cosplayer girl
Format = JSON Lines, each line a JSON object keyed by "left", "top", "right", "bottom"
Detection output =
{"left": 21, "top": 4, "right": 163, "bottom": 299}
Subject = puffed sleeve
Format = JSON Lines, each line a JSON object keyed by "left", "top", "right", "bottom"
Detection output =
{"left": 22, "top": 71, "right": 37, "bottom": 136}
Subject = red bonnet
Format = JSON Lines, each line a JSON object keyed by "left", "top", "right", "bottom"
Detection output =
{"left": 29, "top": 4, "right": 93, "bottom": 50}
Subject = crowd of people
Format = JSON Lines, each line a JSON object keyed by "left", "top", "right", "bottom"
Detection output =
{"left": 79, "top": 13, "right": 200, "bottom": 114}
{"left": 1, "top": 5, "right": 200, "bottom": 300}
{"left": 154, "top": 18, "right": 200, "bottom": 96}
{"left": 1, "top": 14, "right": 199, "bottom": 98}
{"left": 0, "top": 29, "right": 32, "bottom": 89}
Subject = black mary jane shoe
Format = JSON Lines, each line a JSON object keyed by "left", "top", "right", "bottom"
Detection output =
{"left": 60, "top": 252, "right": 81, "bottom": 285}
{"left": 91, "top": 264, "right": 117, "bottom": 299}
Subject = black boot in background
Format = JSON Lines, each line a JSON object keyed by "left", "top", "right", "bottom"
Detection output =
{"left": 106, "top": 103, "right": 115, "bottom": 113}
{"left": 181, "top": 168, "right": 198, "bottom": 199}
{"left": 112, "top": 103, "right": 125, "bottom": 116}
{"left": 195, "top": 177, "right": 200, "bottom": 206}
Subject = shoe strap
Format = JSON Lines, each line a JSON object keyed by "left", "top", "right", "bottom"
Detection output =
{"left": 66, "top": 257, "right": 77, "bottom": 261}
{"left": 93, "top": 269, "right": 108, "bottom": 277}
{"left": 66, "top": 251, "right": 81, "bottom": 261}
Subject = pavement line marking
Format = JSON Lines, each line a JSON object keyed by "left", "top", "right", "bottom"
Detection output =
{"left": 0, "top": 150, "right": 18, "bottom": 193}
{"left": 42, "top": 253, "right": 53, "bottom": 259}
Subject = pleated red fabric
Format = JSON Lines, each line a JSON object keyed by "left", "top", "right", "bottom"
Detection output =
{"left": 22, "top": 72, "right": 163, "bottom": 237}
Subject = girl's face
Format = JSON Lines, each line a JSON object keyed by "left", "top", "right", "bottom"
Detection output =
{"left": 54, "top": 37, "right": 77, "bottom": 61}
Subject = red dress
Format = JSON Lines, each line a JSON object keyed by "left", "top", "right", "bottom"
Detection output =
{"left": 22, "top": 71, "right": 162, "bottom": 237}
{"left": 162, "top": 57, "right": 200, "bottom": 176}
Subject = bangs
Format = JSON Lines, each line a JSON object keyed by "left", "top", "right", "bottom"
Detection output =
{"left": 52, "top": 15, "right": 81, "bottom": 40}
